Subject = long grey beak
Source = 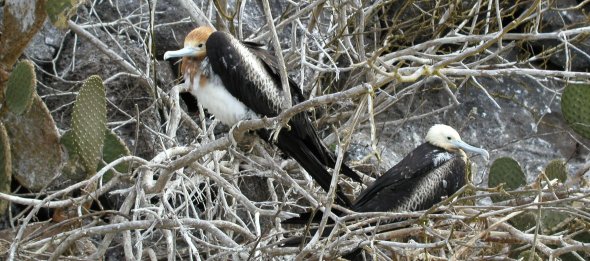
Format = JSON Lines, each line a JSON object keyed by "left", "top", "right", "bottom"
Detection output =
{"left": 163, "top": 47, "right": 198, "bottom": 60}
{"left": 451, "top": 140, "right": 490, "bottom": 160}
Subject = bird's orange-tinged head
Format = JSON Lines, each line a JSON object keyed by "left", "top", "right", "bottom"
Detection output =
{"left": 163, "top": 26, "right": 215, "bottom": 61}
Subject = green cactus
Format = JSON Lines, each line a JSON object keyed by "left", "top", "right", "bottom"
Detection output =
{"left": 538, "top": 160, "right": 570, "bottom": 234}
{"left": 5, "top": 60, "right": 36, "bottom": 115}
{"left": 45, "top": 0, "right": 83, "bottom": 29}
{"left": 509, "top": 213, "right": 537, "bottom": 232}
{"left": 488, "top": 157, "right": 527, "bottom": 202}
{"left": 99, "top": 130, "right": 131, "bottom": 181}
{"left": 60, "top": 130, "right": 86, "bottom": 182}
{"left": 62, "top": 129, "right": 130, "bottom": 182}
{"left": 561, "top": 84, "right": 590, "bottom": 139}
{"left": 71, "top": 75, "right": 107, "bottom": 174}
{"left": 541, "top": 210, "right": 571, "bottom": 234}
{"left": 573, "top": 230, "right": 590, "bottom": 243}
{"left": 544, "top": 159, "right": 567, "bottom": 183}
{"left": 0, "top": 122, "right": 11, "bottom": 216}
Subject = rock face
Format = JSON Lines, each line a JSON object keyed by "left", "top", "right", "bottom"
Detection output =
{"left": 24, "top": 20, "right": 64, "bottom": 61}
{"left": 10, "top": 0, "right": 588, "bottom": 194}
{"left": 1, "top": 0, "right": 589, "bottom": 260}
{"left": 350, "top": 75, "right": 589, "bottom": 187}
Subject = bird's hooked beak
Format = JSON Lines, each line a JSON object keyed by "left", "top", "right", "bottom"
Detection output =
{"left": 163, "top": 47, "right": 200, "bottom": 60}
{"left": 451, "top": 140, "right": 490, "bottom": 161}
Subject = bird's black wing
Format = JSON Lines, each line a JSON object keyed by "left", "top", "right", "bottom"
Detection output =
{"left": 242, "top": 41, "right": 362, "bottom": 183}
{"left": 206, "top": 32, "right": 284, "bottom": 117}
{"left": 206, "top": 32, "right": 361, "bottom": 183}
{"left": 353, "top": 143, "right": 455, "bottom": 212}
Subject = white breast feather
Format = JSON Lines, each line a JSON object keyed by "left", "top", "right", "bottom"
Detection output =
{"left": 185, "top": 70, "right": 257, "bottom": 126}
{"left": 432, "top": 151, "right": 453, "bottom": 166}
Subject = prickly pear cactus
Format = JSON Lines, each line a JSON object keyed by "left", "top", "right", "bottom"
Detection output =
{"left": 561, "top": 229, "right": 590, "bottom": 260}
{"left": 509, "top": 213, "right": 537, "bottom": 231}
{"left": 5, "top": 60, "right": 36, "bottom": 115}
{"left": 488, "top": 157, "right": 526, "bottom": 202}
{"left": 100, "top": 130, "right": 131, "bottom": 181}
{"left": 561, "top": 84, "right": 590, "bottom": 139}
{"left": 60, "top": 130, "right": 86, "bottom": 182}
{"left": 61, "top": 129, "right": 130, "bottom": 182}
{"left": 2, "top": 94, "right": 62, "bottom": 191}
{"left": 544, "top": 159, "right": 567, "bottom": 183}
{"left": 541, "top": 160, "right": 578, "bottom": 236}
{"left": 71, "top": 75, "right": 107, "bottom": 174}
{"left": 45, "top": 0, "right": 83, "bottom": 29}
{"left": 486, "top": 157, "right": 536, "bottom": 231}
{"left": 0, "top": 123, "right": 11, "bottom": 216}
{"left": 541, "top": 209, "right": 571, "bottom": 234}
{"left": 488, "top": 157, "right": 532, "bottom": 233}
{"left": 573, "top": 230, "right": 590, "bottom": 244}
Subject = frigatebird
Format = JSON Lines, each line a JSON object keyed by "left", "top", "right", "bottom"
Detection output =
{"left": 164, "top": 26, "right": 362, "bottom": 206}
{"left": 352, "top": 124, "right": 489, "bottom": 212}
{"left": 283, "top": 124, "right": 488, "bottom": 231}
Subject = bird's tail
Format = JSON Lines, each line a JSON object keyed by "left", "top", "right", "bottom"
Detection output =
{"left": 281, "top": 208, "right": 341, "bottom": 225}
{"left": 335, "top": 158, "right": 363, "bottom": 183}
{"left": 282, "top": 140, "right": 353, "bottom": 207}
{"left": 292, "top": 113, "right": 363, "bottom": 183}
{"left": 313, "top": 138, "right": 363, "bottom": 183}
{"left": 280, "top": 212, "right": 342, "bottom": 247}
{"left": 263, "top": 130, "right": 353, "bottom": 207}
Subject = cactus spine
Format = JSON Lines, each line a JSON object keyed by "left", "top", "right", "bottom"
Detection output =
{"left": 71, "top": 75, "right": 107, "bottom": 174}
{"left": 61, "top": 129, "right": 130, "bottom": 182}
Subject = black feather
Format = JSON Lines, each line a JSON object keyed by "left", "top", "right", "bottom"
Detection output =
{"left": 283, "top": 143, "right": 467, "bottom": 222}
{"left": 281, "top": 141, "right": 470, "bottom": 260}
{"left": 205, "top": 31, "right": 361, "bottom": 206}
{"left": 258, "top": 129, "right": 352, "bottom": 206}
{"left": 353, "top": 142, "right": 464, "bottom": 212}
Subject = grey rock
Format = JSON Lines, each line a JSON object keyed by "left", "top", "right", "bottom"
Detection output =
{"left": 24, "top": 20, "right": 65, "bottom": 61}
{"left": 532, "top": 0, "right": 590, "bottom": 71}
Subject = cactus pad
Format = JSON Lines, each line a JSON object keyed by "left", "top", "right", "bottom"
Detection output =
{"left": 558, "top": 230, "right": 590, "bottom": 260}
{"left": 573, "top": 231, "right": 590, "bottom": 243}
{"left": 541, "top": 209, "right": 571, "bottom": 234}
{"left": 488, "top": 157, "right": 526, "bottom": 202}
{"left": 509, "top": 212, "right": 537, "bottom": 231}
{"left": 561, "top": 84, "right": 590, "bottom": 139}
{"left": 0, "top": 123, "right": 11, "bottom": 216}
{"left": 62, "top": 129, "right": 130, "bottom": 182}
{"left": 2, "top": 94, "right": 62, "bottom": 191}
{"left": 71, "top": 75, "right": 107, "bottom": 174}
{"left": 60, "top": 130, "right": 87, "bottom": 182}
{"left": 5, "top": 60, "right": 36, "bottom": 115}
{"left": 45, "top": 0, "right": 82, "bottom": 29}
{"left": 544, "top": 159, "right": 567, "bottom": 183}
{"left": 100, "top": 130, "right": 131, "bottom": 181}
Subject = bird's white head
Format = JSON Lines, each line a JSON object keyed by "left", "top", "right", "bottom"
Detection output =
{"left": 163, "top": 26, "right": 215, "bottom": 61}
{"left": 425, "top": 124, "right": 489, "bottom": 160}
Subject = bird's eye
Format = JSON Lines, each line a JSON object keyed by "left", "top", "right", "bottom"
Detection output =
{"left": 447, "top": 136, "right": 452, "bottom": 140}
{"left": 197, "top": 43, "right": 203, "bottom": 48}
